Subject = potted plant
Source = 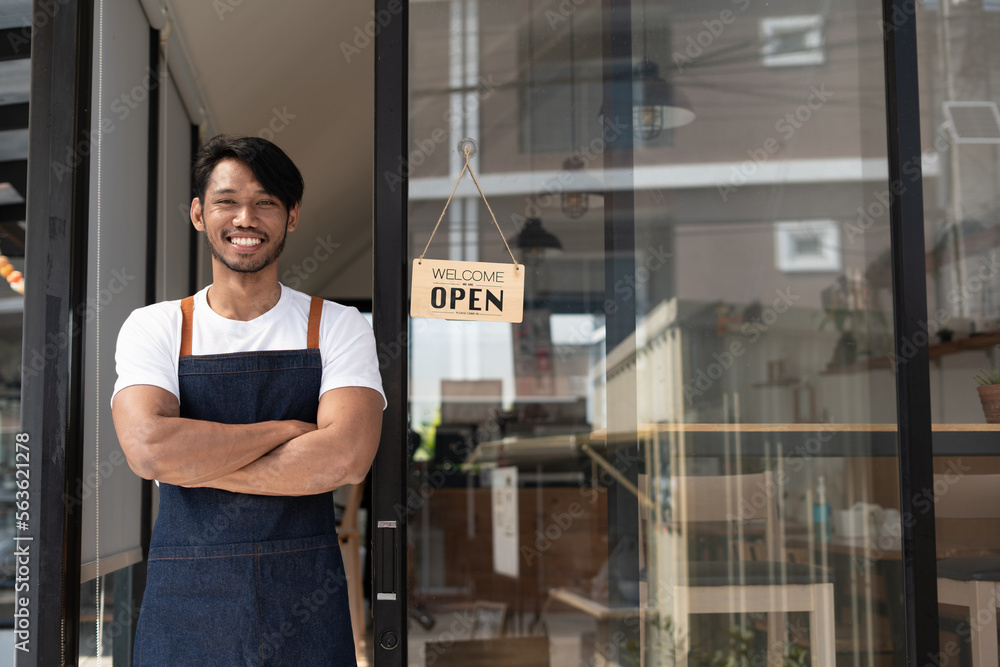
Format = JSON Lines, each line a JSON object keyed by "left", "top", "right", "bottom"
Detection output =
{"left": 819, "top": 272, "right": 890, "bottom": 369}
{"left": 974, "top": 350, "right": 1000, "bottom": 423}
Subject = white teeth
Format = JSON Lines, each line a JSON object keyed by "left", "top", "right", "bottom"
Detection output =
{"left": 229, "top": 237, "right": 262, "bottom": 247}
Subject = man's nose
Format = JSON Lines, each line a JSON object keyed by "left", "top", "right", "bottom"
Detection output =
{"left": 233, "top": 205, "right": 257, "bottom": 226}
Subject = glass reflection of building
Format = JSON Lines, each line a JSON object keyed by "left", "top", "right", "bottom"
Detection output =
{"left": 401, "top": 0, "right": 1000, "bottom": 665}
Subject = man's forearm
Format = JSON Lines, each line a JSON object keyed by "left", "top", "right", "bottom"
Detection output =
{"left": 190, "top": 427, "right": 373, "bottom": 496}
{"left": 183, "top": 386, "right": 383, "bottom": 496}
{"left": 125, "top": 417, "right": 315, "bottom": 486}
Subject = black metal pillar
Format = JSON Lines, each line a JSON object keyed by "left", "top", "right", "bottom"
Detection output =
{"left": 373, "top": 0, "right": 409, "bottom": 663}
{"left": 602, "top": 0, "right": 641, "bottom": 660}
{"left": 881, "top": 0, "right": 938, "bottom": 665}
{"left": 17, "top": 0, "right": 94, "bottom": 664}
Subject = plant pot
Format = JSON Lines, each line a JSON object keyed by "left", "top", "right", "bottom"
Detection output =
{"left": 977, "top": 384, "right": 1000, "bottom": 423}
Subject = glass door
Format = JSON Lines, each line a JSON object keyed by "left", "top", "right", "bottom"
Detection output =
{"left": 377, "top": 0, "right": 921, "bottom": 665}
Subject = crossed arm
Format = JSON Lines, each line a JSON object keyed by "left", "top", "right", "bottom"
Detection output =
{"left": 111, "top": 384, "right": 383, "bottom": 496}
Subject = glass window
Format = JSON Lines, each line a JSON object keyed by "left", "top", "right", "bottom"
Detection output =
{"left": 916, "top": 0, "right": 1000, "bottom": 659}
{"left": 407, "top": 0, "right": 908, "bottom": 665}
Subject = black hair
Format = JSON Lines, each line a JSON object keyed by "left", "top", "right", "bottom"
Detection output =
{"left": 192, "top": 135, "right": 304, "bottom": 212}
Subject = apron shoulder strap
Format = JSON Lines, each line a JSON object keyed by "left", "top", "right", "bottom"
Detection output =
{"left": 307, "top": 296, "right": 323, "bottom": 350}
{"left": 179, "top": 295, "right": 195, "bottom": 358}
{"left": 180, "top": 294, "right": 322, "bottom": 356}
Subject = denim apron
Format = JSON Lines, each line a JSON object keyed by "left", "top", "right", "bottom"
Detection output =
{"left": 133, "top": 295, "right": 356, "bottom": 666}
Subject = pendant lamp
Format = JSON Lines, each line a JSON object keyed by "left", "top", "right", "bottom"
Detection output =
{"left": 561, "top": 11, "right": 603, "bottom": 218}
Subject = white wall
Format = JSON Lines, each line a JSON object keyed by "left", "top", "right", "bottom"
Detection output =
{"left": 80, "top": 0, "right": 154, "bottom": 572}
{"left": 156, "top": 72, "right": 195, "bottom": 301}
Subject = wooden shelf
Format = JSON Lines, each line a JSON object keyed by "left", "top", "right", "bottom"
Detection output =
{"left": 929, "top": 331, "right": 1000, "bottom": 359}
{"left": 820, "top": 331, "right": 1000, "bottom": 375}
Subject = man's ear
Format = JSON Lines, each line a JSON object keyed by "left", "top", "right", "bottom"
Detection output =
{"left": 190, "top": 198, "right": 204, "bottom": 231}
{"left": 285, "top": 203, "right": 300, "bottom": 233}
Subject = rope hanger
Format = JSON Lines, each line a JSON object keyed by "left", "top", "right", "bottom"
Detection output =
{"left": 417, "top": 138, "right": 520, "bottom": 276}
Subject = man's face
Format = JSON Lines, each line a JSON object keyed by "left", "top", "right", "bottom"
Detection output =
{"left": 191, "top": 158, "right": 299, "bottom": 275}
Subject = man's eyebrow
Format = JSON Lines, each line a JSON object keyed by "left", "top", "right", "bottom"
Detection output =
{"left": 209, "top": 187, "right": 272, "bottom": 196}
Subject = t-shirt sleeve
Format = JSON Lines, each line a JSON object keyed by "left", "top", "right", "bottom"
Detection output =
{"left": 111, "top": 305, "right": 180, "bottom": 407}
{"left": 320, "top": 306, "right": 387, "bottom": 409}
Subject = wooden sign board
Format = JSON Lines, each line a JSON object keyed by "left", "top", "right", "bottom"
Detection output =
{"left": 411, "top": 259, "right": 524, "bottom": 322}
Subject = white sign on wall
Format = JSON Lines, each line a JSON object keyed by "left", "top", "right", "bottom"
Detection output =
{"left": 491, "top": 466, "right": 519, "bottom": 578}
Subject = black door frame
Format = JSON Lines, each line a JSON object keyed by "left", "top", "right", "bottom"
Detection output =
{"left": 19, "top": 0, "right": 95, "bottom": 664}
{"left": 882, "top": 0, "right": 939, "bottom": 662}
{"left": 372, "top": 0, "right": 409, "bottom": 664}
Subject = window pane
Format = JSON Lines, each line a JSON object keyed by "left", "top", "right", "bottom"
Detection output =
{"left": 407, "top": 1, "right": 906, "bottom": 664}
{"left": 916, "top": 0, "right": 1000, "bottom": 659}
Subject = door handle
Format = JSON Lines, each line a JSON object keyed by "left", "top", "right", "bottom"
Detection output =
{"left": 376, "top": 520, "right": 397, "bottom": 602}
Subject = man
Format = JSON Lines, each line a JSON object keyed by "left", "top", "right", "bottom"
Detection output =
{"left": 111, "top": 135, "right": 385, "bottom": 666}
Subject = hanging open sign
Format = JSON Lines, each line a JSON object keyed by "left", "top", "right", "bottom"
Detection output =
{"left": 410, "top": 139, "right": 524, "bottom": 323}
{"left": 411, "top": 258, "right": 523, "bottom": 322}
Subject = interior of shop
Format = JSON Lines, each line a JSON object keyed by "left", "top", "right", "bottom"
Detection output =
{"left": 4, "top": 0, "right": 1000, "bottom": 665}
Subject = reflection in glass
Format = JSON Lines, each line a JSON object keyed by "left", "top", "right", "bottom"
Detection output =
{"left": 916, "top": 0, "right": 1000, "bottom": 661}
{"left": 408, "top": 0, "right": 905, "bottom": 664}
{"left": 0, "top": 293, "right": 22, "bottom": 641}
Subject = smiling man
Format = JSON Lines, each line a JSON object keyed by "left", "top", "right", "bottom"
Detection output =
{"left": 110, "top": 135, "right": 385, "bottom": 666}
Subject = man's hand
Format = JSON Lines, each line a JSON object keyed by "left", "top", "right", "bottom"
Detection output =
{"left": 112, "top": 384, "right": 317, "bottom": 485}
{"left": 188, "top": 386, "right": 384, "bottom": 496}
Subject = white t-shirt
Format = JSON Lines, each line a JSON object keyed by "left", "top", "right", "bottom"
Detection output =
{"left": 112, "top": 284, "right": 386, "bottom": 409}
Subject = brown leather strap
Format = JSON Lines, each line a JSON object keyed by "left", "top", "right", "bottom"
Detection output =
{"left": 307, "top": 296, "right": 323, "bottom": 350}
{"left": 179, "top": 296, "right": 195, "bottom": 358}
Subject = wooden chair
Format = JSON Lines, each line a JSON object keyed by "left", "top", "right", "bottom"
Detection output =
{"left": 934, "top": 473, "right": 1000, "bottom": 667}
{"left": 672, "top": 471, "right": 835, "bottom": 667}
{"left": 337, "top": 483, "right": 366, "bottom": 660}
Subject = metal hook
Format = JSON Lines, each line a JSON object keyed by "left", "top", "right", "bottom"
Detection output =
{"left": 457, "top": 138, "right": 479, "bottom": 159}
